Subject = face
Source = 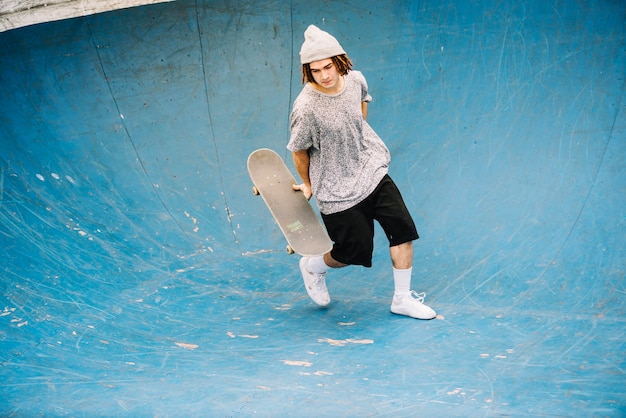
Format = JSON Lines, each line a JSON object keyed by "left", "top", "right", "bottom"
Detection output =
{"left": 309, "top": 58, "right": 342, "bottom": 94}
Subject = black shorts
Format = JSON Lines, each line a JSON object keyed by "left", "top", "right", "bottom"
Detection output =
{"left": 321, "top": 175, "right": 419, "bottom": 267}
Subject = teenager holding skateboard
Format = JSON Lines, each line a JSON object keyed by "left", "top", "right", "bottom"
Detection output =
{"left": 287, "top": 25, "right": 436, "bottom": 320}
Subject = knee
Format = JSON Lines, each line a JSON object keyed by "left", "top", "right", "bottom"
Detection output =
{"left": 390, "top": 241, "right": 413, "bottom": 269}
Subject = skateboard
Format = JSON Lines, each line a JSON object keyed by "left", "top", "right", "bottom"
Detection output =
{"left": 247, "top": 148, "right": 333, "bottom": 256}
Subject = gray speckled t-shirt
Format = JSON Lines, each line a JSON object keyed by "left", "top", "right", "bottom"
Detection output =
{"left": 287, "top": 70, "right": 390, "bottom": 215}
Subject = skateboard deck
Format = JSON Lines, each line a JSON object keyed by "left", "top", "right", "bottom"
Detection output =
{"left": 247, "top": 148, "right": 333, "bottom": 256}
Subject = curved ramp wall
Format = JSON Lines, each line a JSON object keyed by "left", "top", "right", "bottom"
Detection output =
{"left": 0, "top": 1, "right": 624, "bottom": 416}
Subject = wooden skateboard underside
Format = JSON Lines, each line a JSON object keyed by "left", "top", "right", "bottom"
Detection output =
{"left": 247, "top": 148, "right": 332, "bottom": 256}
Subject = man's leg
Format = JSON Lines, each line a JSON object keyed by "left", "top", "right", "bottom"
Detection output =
{"left": 370, "top": 177, "right": 436, "bottom": 320}
{"left": 390, "top": 241, "right": 413, "bottom": 269}
{"left": 324, "top": 252, "right": 348, "bottom": 268}
{"left": 390, "top": 241, "right": 413, "bottom": 297}
{"left": 299, "top": 255, "right": 330, "bottom": 306}
{"left": 299, "top": 252, "right": 347, "bottom": 307}
{"left": 389, "top": 241, "right": 436, "bottom": 320}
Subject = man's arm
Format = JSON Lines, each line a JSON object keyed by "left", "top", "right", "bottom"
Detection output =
{"left": 292, "top": 149, "right": 313, "bottom": 200}
{"left": 361, "top": 101, "right": 368, "bottom": 120}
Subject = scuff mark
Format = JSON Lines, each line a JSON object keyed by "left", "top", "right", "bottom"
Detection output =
{"left": 242, "top": 249, "right": 281, "bottom": 256}
{"left": 227, "top": 332, "right": 259, "bottom": 339}
{"left": 184, "top": 210, "right": 199, "bottom": 232}
{"left": 314, "top": 371, "right": 333, "bottom": 376}
{"left": 318, "top": 338, "right": 373, "bottom": 347}
{"left": 1, "top": 307, "right": 15, "bottom": 317}
{"left": 282, "top": 360, "right": 312, "bottom": 367}
{"left": 175, "top": 342, "right": 199, "bottom": 350}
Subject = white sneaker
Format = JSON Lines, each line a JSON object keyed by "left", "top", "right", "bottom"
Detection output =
{"left": 391, "top": 291, "right": 436, "bottom": 319}
{"left": 299, "top": 257, "right": 330, "bottom": 306}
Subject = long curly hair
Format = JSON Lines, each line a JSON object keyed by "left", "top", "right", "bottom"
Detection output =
{"left": 301, "top": 54, "right": 353, "bottom": 84}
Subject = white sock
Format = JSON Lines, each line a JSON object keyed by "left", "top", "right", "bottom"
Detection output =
{"left": 393, "top": 267, "right": 412, "bottom": 297}
{"left": 307, "top": 255, "right": 329, "bottom": 275}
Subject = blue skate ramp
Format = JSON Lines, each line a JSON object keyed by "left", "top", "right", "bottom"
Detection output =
{"left": 1, "top": 1, "right": 624, "bottom": 416}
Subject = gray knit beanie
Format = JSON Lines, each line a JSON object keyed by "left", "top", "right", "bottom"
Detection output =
{"left": 299, "top": 25, "right": 346, "bottom": 64}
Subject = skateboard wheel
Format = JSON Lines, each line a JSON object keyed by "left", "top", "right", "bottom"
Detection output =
{"left": 286, "top": 245, "right": 294, "bottom": 254}
{"left": 252, "top": 186, "right": 260, "bottom": 195}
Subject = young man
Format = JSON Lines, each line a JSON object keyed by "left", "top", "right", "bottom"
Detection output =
{"left": 287, "top": 25, "right": 436, "bottom": 320}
